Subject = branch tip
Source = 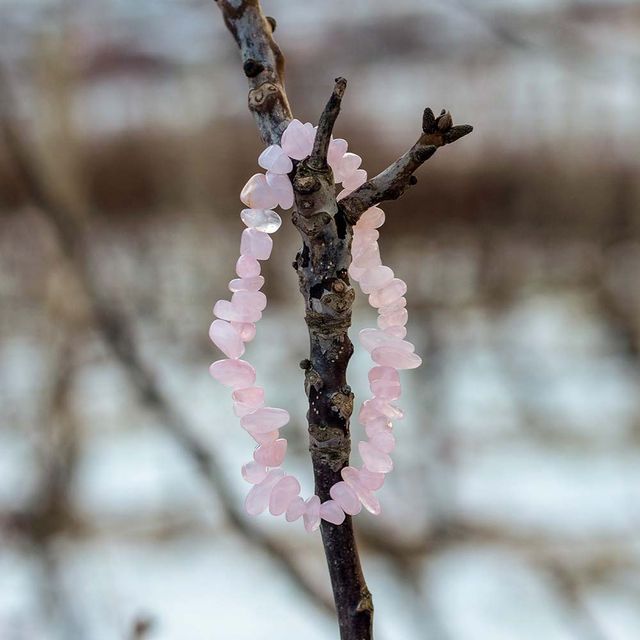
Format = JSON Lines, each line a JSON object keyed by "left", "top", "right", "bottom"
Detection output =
{"left": 309, "top": 77, "right": 348, "bottom": 170}
{"left": 341, "top": 106, "right": 473, "bottom": 220}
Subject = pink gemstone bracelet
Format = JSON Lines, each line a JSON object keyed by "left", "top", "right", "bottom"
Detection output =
{"left": 209, "top": 119, "right": 422, "bottom": 532}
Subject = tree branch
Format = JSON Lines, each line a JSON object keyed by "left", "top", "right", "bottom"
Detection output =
{"left": 308, "top": 76, "right": 347, "bottom": 171}
{"left": 216, "top": 0, "right": 292, "bottom": 145}
{"left": 340, "top": 108, "right": 473, "bottom": 222}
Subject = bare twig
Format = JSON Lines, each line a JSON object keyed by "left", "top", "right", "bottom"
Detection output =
{"left": 340, "top": 108, "right": 472, "bottom": 222}
{"left": 309, "top": 76, "right": 347, "bottom": 170}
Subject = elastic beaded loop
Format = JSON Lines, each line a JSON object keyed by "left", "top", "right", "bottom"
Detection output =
{"left": 209, "top": 119, "right": 421, "bottom": 532}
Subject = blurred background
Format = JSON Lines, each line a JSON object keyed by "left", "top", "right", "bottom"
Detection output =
{"left": 1, "top": 0, "right": 639, "bottom": 638}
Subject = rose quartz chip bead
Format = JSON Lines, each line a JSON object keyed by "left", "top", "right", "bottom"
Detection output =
{"left": 327, "top": 137, "right": 348, "bottom": 168}
{"left": 281, "top": 119, "right": 315, "bottom": 160}
{"left": 241, "top": 461, "right": 268, "bottom": 484}
{"left": 330, "top": 481, "right": 361, "bottom": 516}
{"left": 240, "top": 173, "right": 279, "bottom": 209}
{"left": 245, "top": 469, "right": 284, "bottom": 516}
{"left": 240, "top": 208, "right": 282, "bottom": 234}
{"left": 266, "top": 172, "right": 294, "bottom": 210}
{"left": 285, "top": 496, "right": 306, "bottom": 522}
{"left": 241, "top": 407, "right": 290, "bottom": 434}
{"left": 232, "top": 322, "right": 257, "bottom": 342}
{"left": 320, "top": 500, "right": 346, "bottom": 525}
{"left": 254, "top": 438, "right": 287, "bottom": 467}
{"left": 209, "top": 359, "right": 255, "bottom": 389}
{"left": 357, "top": 207, "right": 385, "bottom": 229}
{"left": 342, "top": 467, "right": 381, "bottom": 515}
{"left": 213, "top": 299, "right": 261, "bottom": 323}
{"left": 371, "top": 346, "right": 422, "bottom": 370}
{"left": 359, "top": 441, "right": 393, "bottom": 473}
{"left": 269, "top": 475, "right": 301, "bottom": 516}
{"left": 209, "top": 320, "right": 244, "bottom": 359}
{"left": 369, "top": 278, "right": 408, "bottom": 308}
{"left": 334, "top": 152, "right": 362, "bottom": 182}
{"left": 258, "top": 144, "right": 293, "bottom": 174}
{"left": 236, "top": 255, "right": 260, "bottom": 278}
{"left": 240, "top": 228, "right": 273, "bottom": 261}
{"left": 229, "top": 276, "right": 265, "bottom": 292}
{"left": 303, "top": 495, "right": 321, "bottom": 532}
{"left": 359, "top": 266, "right": 394, "bottom": 294}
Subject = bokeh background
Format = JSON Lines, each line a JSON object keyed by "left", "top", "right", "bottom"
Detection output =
{"left": 1, "top": 0, "right": 640, "bottom": 638}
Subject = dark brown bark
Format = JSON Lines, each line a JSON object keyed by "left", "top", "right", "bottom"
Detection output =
{"left": 292, "top": 80, "right": 373, "bottom": 639}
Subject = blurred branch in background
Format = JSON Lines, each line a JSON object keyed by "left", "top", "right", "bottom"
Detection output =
{"left": 0, "top": 65, "right": 334, "bottom": 620}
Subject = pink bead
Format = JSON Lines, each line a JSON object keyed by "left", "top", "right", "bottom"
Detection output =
{"left": 209, "top": 359, "right": 256, "bottom": 389}
{"left": 232, "top": 290, "right": 267, "bottom": 312}
{"left": 370, "top": 430, "right": 396, "bottom": 454}
{"left": 231, "top": 387, "right": 264, "bottom": 418}
{"left": 379, "top": 297, "right": 407, "bottom": 315}
{"left": 369, "top": 366, "right": 400, "bottom": 384}
{"left": 334, "top": 153, "right": 362, "bottom": 182}
{"left": 254, "top": 438, "right": 287, "bottom": 467}
{"left": 359, "top": 398, "right": 403, "bottom": 424}
{"left": 231, "top": 322, "right": 257, "bottom": 342}
{"left": 330, "top": 481, "right": 362, "bottom": 516}
{"left": 342, "top": 168, "right": 367, "bottom": 191}
{"left": 327, "top": 137, "right": 348, "bottom": 168}
{"left": 342, "top": 466, "right": 381, "bottom": 515}
{"left": 371, "top": 378, "right": 401, "bottom": 400}
{"left": 285, "top": 496, "right": 306, "bottom": 522}
{"left": 352, "top": 228, "right": 379, "bottom": 253}
{"left": 320, "top": 500, "right": 346, "bottom": 525}
{"left": 240, "top": 208, "right": 282, "bottom": 234}
{"left": 359, "top": 441, "right": 393, "bottom": 474}
{"left": 372, "top": 346, "right": 422, "bottom": 370}
{"left": 359, "top": 266, "right": 394, "bottom": 294}
{"left": 384, "top": 325, "right": 407, "bottom": 338}
{"left": 229, "top": 276, "right": 265, "bottom": 292}
{"left": 244, "top": 469, "right": 284, "bottom": 516}
{"left": 378, "top": 309, "right": 409, "bottom": 330}
{"left": 232, "top": 386, "right": 264, "bottom": 407}
{"left": 258, "top": 144, "right": 293, "bottom": 174}
{"left": 357, "top": 207, "right": 385, "bottom": 229}
{"left": 236, "top": 255, "right": 260, "bottom": 278}
{"left": 252, "top": 430, "right": 279, "bottom": 446}
{"left": 269, "top": 475, "right": 301, "bottom": 516}
{"left": 209, "top": 319, "right": 244, "bottom": 359}
{"left": 348, "top": 262, "right": 367, "bottom": 281}
{"left": 359, "top": 329, "right": 414, "bottom": 354}
{"left": 364, "top": 418, "right": 392, "bottom": 438}
{"left": 281, "top": 119, "right": 315, "bottom": 160}
{"left": 240, "top": 228, "right": 273, "bottom": 261}
{"left": 213, "top": 299, "right": 261, "bottom": 323}
{"left": 371, "top": 398, "right": 404, "bottom": 420}
{"left": 241, "top": 461, "right": 268, "bottom": 484}
{"left": 352, "top": 244, "right": 381, "bottom": 269}
{"left": 266, "top": 171, "right": 294, "bottom": 210}
{"left": 303, "top": 495, "right": 321, "bottom": 532}
{"left": 240, "top": 173, "right": 279, "bottom": 209}
{"left": 369, "top": 278, "right": 407, "bottom": 308}
{"left": 359, "top": 467, "right": 385, "bottom": 491}
{"left": 241, "top": 407, "right": 290, "bottom": 434}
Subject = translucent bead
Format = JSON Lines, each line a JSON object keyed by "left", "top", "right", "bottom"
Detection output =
{"left": 240, "top": 208, "right": 282, "bottom": 233}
